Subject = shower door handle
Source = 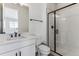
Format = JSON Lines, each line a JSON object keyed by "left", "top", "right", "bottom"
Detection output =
{"left": 51, "top": 25, "right": 54, "bottom": 29}
{"left": 56, "top": 29, "right": 59, "bottom": 34}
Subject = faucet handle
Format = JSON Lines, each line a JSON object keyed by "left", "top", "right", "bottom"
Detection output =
{"left": 14, "top": 32, "right": 17, "bottom": 37}
{"left": 11, "top": 34, "right": 13, "bottom": 38}
{"left": 18, "top": 34, "right": 21, "bottom": 37}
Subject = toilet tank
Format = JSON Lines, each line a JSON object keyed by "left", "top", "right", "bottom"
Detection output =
{"left": 36, "top": 36, "right": 47, "bottom": 46}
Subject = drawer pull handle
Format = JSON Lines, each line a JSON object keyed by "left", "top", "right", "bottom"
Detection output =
{"left": 19, "top": 51, "right": 21, "bottom": 56}
{"left": 15, "top": 53, "right": 17, "bottom": 56}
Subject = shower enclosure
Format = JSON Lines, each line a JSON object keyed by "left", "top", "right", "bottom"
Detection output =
{"left": 47, "top": 3, "right": 79, "bottom": 56}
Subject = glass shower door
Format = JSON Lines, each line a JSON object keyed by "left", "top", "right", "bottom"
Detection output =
{"left": 56, "top": 4, "right": 79, "bottom": 55}
{"left": 55, "top": 13, "right": 67, "bottom": 55}
{"left": 49, "top": 13, "right": 54, "bottom": 51}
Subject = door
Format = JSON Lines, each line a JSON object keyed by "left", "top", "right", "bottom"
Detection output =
{"left": 49, "top": 13, "right": 54, "bottom": 51}
{"left": 1, "top": 50, "right": 18, "bottom": 56}
{"left": 56, "top": 4, "right": 79, "bottom": 55}
{"left": 55, "top": 13, "right": 67, "bottom": 55}
{"left": 20, "top": 45, "right": 35, "bottom": 56}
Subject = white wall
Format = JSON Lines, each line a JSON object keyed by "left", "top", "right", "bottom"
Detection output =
{"left": 56, "top": 3, "right": 71, "bottom": 9}
{"left": 28, "top": 3, "right": 47, "bottom": 43}
{"left": 47, "top": 3, "right": 57, "bottom": 13}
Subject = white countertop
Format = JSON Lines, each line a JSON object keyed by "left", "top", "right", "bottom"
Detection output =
{"left": 0, "top": 33, "right": 39, "bottom": 46}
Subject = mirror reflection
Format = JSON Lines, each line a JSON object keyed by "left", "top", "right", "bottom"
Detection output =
{"left": 0, "top": 3, "right": 29, "bottom": 34}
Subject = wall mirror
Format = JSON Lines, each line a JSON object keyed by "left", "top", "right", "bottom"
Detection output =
{"left": 0, "top": 3, "right": 29, "bottom": 34}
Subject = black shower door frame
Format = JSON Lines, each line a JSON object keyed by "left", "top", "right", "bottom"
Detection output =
{"left": 47, "top": 3, "right": 77, "bottom": 56}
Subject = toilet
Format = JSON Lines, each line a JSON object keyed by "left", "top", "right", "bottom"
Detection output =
{"left": 35, "top": 34, "right": 50, "bottom": 56}
{"left": 38, "top": 44, "right": 50, "bottom": 56}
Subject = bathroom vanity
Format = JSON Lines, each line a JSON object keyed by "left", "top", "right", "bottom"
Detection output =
{"left": 0, "top": 3, "right": 36, "bottom": 56}
{"left": 0, "top": 34, "right": 37, "bottom": 56}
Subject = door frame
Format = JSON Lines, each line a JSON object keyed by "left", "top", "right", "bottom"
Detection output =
{"left": 47, "top": 3, "right": 77, "bottom": 56}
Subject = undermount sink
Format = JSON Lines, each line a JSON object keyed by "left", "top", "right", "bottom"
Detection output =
{"left": 0, "top": 36, "right": 27, "bottom": 45}
{"left": 0, "top": 33, "right": 37, "bottom": 44}
{"left": 0, "top": 36, "right": 26, "bottom": 43}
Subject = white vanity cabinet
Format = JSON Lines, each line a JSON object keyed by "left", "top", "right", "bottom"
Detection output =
{"left": 1, "top": 50, "right": 18, "bottom": 56}
{"left": 1, "top": 45, "right": 35, "bottom": 56}
{"left": 19, "top": 45, "right": 35, "bottom": 56}
{"left": 0, "top": 39, "right": 36, "bottom": 56}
